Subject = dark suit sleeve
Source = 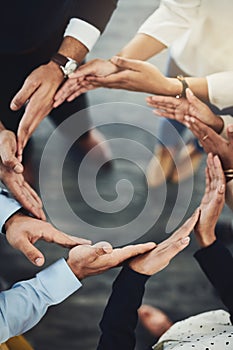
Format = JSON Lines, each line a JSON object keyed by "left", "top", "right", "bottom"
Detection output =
{"left": 194, "top": 240, "right": 233, "bottom": 322}
{"left": 72, "top": 0, "right": 118, "bottom": 32}
{"left": 97, "top": 266, "right": 150, "bottom": 350}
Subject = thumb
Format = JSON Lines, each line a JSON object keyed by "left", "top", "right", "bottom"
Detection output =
{"left": 111, "top": 56, "right": 142, "bottom": 71}
{"left": 17, "top": 239, "right": 45, "bottom": 266}
{"left": 92, "top": 241, "right": 113, "bottom": 255}
{"left": 186, "top": 88, "right": 202, "bottom": 108}
{"left": 227, "top": 124, "right": 233, "bottom": 145}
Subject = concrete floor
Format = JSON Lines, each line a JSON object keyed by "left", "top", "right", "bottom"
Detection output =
{"left": 1, "top": 1, "right": 232, "bottom": 349}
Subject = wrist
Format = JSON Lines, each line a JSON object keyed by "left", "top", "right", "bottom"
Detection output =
{"left": 213, "top": 116, "right": 224, "bottom": 134}
{"left": 47, "top": 60, "right": 65, "bottom": 81}
{"left": 166, "top": 78, "right": 183, "bottom": 96}
{"left": 67, "top": 257, "right": 83, "bottom": 280}
{"left": 195, "top": 230, "right": 216, "bottom": 248}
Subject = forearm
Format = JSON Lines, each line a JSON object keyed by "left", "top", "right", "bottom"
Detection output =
{"left": 0, "top": 259, "right": 81, "bottom": 342}
{"left": 118, "top": 33, "right": 167, "bottom": 61}
{"left": 194, "top": 241, "right": 233, "bottom": 321}
{"left": 56, "top": 36, "right": 89, "bottom": 64}
{"left": 97, "top": 266, "right": 149, "bottom": 350}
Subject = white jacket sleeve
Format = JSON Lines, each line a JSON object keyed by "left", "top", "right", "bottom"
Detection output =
{"left": 0, "top": 259, "right": 81, "bottom": 343}
{"left": 138, "top": 0, "right": 201, "bottom": 47}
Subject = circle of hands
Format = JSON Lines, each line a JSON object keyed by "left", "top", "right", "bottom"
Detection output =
{"left": 1, "top": 55, "right": 232, "bottom": 280}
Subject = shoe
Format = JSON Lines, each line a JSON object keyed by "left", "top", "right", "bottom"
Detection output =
{"left": 171, "top": 142, "right": 203, "bottom": 183}
{"left": 215, "top": 220, "right": 233, "bottom": 244}
{"left": 138, "top": 304, "right": 173, "bottom": 338}
{"left": 146, "top": 146, "right": 175, "bottom": 188}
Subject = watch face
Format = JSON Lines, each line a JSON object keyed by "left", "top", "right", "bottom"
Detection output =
{"left": 64, "top": 60, "right": 78, "bottom": 76}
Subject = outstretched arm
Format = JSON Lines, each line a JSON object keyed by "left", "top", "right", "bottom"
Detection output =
{"left": 193, "top": 153, "right": 233, "bottom": 321}
{"left": 97, "top": 210, "right": 199, "bottom": 350}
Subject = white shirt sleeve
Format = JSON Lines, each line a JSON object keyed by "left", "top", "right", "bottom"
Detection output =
{"left": 0, "top": 191, "right": 21, "bottom": 232}
{"left": 206, "top": 71, "right": 233, "bottom": 110}
{"left": 0, "top": 258, "right": 82, "bottom": 342}
{"left": 64, "top": 18, "right": 100, "bottom": 52}
{"left": 137, "top": 0, "right": 201, "bottom": 47}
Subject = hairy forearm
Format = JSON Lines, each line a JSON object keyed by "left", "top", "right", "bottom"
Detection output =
{"left": 118, "top": 33, "right": 167, "bottom": 61}
{"left": 57, "top": 36, "right": 89, "bottom": 63}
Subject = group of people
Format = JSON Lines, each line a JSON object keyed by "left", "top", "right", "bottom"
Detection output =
{"left": 1, "top": 0, "right": 233, "bottom": 349}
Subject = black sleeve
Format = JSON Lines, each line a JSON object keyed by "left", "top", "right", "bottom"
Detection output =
{"left": 72, "top": 0, "right": 119, "bottom": 33}
{"left": 97, "top": 266, "right": 150, "bottom": 350}
{"left": 194, "top": 240, "right": 233, "bottom": 322}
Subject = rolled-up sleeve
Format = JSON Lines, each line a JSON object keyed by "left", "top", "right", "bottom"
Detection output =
{"left": 138, "top": 0, "right": 200, "bottom": 47}
{"left": 0, "top": 258, "right": 81, "bottom": 343}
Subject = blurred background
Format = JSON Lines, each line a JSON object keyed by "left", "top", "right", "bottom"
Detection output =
{"left": 1, "top": 1, "right": 232, "bottom": 349}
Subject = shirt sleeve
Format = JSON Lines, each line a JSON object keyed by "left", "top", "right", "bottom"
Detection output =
{"left": 97, "top": 266, "right": 150, "bottom": 350}
{"left": 0, "top": 190, "right": 21, "bottom": 233}
{"left": 65, "top": 0, "right": 118, "bottom": 51}
{"left": 0, "top": 258, "right": 82, "bottom": 342}
{"left": 137, "top": 0, "right": 201, "bottom": 47}
{"left": 194, "top": 241, "right": 233, "bottom": 322}
{"left": 206, "top": 71, "right": 233, "bottom": 110}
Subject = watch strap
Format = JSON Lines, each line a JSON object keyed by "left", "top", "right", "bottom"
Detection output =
{"left": 176, "top": 75, "right": 189, "bottom": 98}
{"left": 51, "top": 53, "right": 69, "bottom": 67}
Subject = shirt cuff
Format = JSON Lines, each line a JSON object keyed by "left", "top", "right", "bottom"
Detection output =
{"left": 37, "top": 258, "right": 82, "bottom": 303}
{"left": 207, "top": 72, "right": 233, "bottom": 110}
{"left": 0, "top": 192, "right": 21, "bottom": 232}
{"left": 64, "top": 18, "right": 100, "bottom": 52}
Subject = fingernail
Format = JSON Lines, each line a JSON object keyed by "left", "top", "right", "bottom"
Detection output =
{"left": 187, "top": 88, "right": 193, "bottom": 96}
{"left": 13, "top": 163, "right": 23, "bottom": 173}
{"left": 181, "top": 237, "right": 190, "bottom": 244}
{"left": 35, "top": 257, "right": 44, "bottom": 266}
{"left": 184, "top": 115, "right": 190, "bottom": 121}
{"left": 228, "top": 125, "right": 233, "bottom": 133}
{"left": 219, "top": 184, "right": 225, "bottom": 193}
{"left": 103, "top": 246, "right": 112, "bottom": 253}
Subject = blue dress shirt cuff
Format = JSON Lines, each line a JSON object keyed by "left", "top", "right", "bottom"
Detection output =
{"left": 37, "top": 258, "right": 82, "bottom": 303}
{"left": 0, "top": 192, "right": 21, "bottom": 233}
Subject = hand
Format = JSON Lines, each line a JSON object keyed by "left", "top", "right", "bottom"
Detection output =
{"left": 53, "top": 58, "right": 119, "bottom": 107}
{"left": 185, "top": 118, "right": 233, "bottom": 170}
{"left": 79, "top": 56, "right": 176, "bottom": 95}
{"left": 0, "top": 129, "right": 24, "bottom": 173}
{"left": 129, "top": 209, "right": 200, "bottom": 275}
{"left": 0, "top": 130, "right": 45, "bottom": 220}
{"left": 67, "top": 241, "right": 156, "bottom": 280}
{"left": 10, "top": 61, "right": 64, "bottom": 160}
{"left": 194, "top": 153, "right": 225, "bottom": 247}
{"left": 5, "top": 213, "right": 91, "bottom": 266}
{"left": 147, "top": 88, "right": 224, "bottom": 133}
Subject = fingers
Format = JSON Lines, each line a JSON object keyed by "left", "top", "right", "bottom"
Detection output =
{"left": 111, "top": 56, "right": 141, "bottom": 71}
{"left": 15, "top": 236, "right": 45, "bottom": 266}
{"left": 47, "top": 226, "right": 92, "bottom": 247}
{"left": 92, "top": 241, "right": 113, "bottom": 255}
{"left": 1, "top": 148, "right": 24, "bottom": 174}
{"left": 172, "top": 208, "right": 200, "bottom": 240}
{"left": 10, "top": 77, "right": 39, "bottom": 111}
{"left": 227, "top": 124, "right": 233, "bottom": 145}
{"left": 185, "top": 88, "right": 201, "bottom": 109}
{"left": 164, "top": 236, "right": 190, "bottom": 262}
{"left": 120, "top": 242, "right": 156, "bottom": 261}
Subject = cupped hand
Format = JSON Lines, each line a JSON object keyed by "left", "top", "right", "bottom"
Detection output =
{"left": 129, "top": 208, "right": 200, "bottom": 276}
{"left": 53, "top": 58, "right": 119, "bottom": 107}
{"left": 10, "top": 61, "right": 64, "bottom": 160}
{"left": 5, "top": 213, "right": 91, "bottom": 266}
{"left": 67, "top": 241, "right": 156, "bottom": 280}
{"left": 194, "top": 153, "right": 225, "bottom": 247}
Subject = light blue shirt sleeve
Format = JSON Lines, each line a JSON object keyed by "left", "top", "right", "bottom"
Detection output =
{"left": 0, "top": 190, "right": 21, "bottom": 232}
{"left": 0, "top": 258, "right": 82, "bottom": 342}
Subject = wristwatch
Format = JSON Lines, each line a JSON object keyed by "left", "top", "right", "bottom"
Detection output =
{"left": 51, "top": 53, "right": 79, "bottom": 78}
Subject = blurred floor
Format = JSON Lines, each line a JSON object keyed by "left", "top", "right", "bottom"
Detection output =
{"left": 1, "top": 1, "right": 232, "bottom": 349}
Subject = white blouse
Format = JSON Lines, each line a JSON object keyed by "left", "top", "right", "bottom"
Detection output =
{"left": 153, "top": 310, "right": 233, "bottom": 349}
{"left": 138, "top": 0, "right": 233, "bottom": 110}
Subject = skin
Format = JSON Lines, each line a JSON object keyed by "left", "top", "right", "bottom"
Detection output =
{"left": 194, "top": 153, "right": 226, "bottom": 247}
{"left": 129, "top": 208, "right": 200, "bottom": 275}
{"left": 67, "top": 241, "right": 156, "bottom": 280}
{"left": 53, "top": 57, "right": 209, "bottom": 107}
{"left": 10, "top": 36, "right": 88, "bottom": 161}
{"left": 147, "top": 88, "right": 224, "bottom": 133}
{"left": 5, "top": 213, "right": 92, "bottom": 266}
{"left": 0, "top": 128, "right": 45, "bottom": 220}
